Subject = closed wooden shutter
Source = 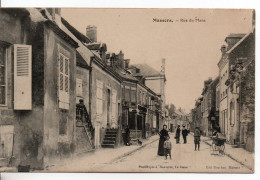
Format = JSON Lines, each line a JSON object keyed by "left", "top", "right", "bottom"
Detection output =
{"left": 96, "top": 80, "right": 103, "bottom": 115}
{"left": 14, "top": 44, "right": 32, "bottom": 110}
{"left": 112, "top": 90, "right": 117, "bottom": 118}
{"left": 76, "top": 78, "right": 83, "bottom": 97}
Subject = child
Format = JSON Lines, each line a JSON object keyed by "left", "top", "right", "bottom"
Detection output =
{"left": 194, "top": 127, "right": 201, "bottom": 151}
{"left": 163, "top": 136, "right": 172, "bottom": 159}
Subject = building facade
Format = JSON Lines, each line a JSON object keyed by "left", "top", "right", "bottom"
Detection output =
{"left": 225, "top": 27, "right": 255, "bottom": 151}
{"left": 0, "top": 8, "right": 79, "bottom": 169}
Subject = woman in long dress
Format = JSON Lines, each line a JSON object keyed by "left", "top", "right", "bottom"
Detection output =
{"left": 158, "top": 125, "right": 169, "bottom": 156}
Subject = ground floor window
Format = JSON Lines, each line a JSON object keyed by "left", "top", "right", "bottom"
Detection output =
{"left": 0, "top": 45, "right": 7, "bottom": 105}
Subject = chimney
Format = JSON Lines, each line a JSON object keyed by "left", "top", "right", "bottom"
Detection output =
{"left": 46, "top": 8, "right": 62, "bottom": 28}
{"left": 160, "top": 58, "right": 166, "bottom": 75}
{"left": 225, "top": 34, "right": 245, "bottom": 50}
{"left": 124, "top": 59, "right": 130, "bottom": 69}
{"left": 220, "top": 45, "right": 227, "bottom": 55}
{"left": 252, "top": 10, "right": 255, "bottom": 27}
{"left": 86, "top": 25, "right": 97, "bottom": 43}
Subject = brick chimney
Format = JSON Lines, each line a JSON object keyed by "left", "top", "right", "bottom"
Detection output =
{"left": 86, "top": 25, "right": 97, "bottom": 42}
{"left": 225, "top": 34, "right": 245, "bottom": 51}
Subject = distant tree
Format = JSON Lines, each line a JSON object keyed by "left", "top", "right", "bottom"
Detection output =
{"left": 168, "top": 104, "right": 176, "bottom": 118}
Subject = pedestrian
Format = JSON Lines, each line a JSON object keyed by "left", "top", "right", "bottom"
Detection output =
{"left": 157, "top": 125, "right": 169, "bottom": 156}
{"left": 175, "top": 125, "right": 181, "bottom": 144}
{"left": 194, "top": 127, "right": 201, "bottom": 151}
{"left": 125, "top": 125, "right": 130, "bottom": 146}
{"left": 164, "top": 136, "right": 172, "bottom": 159}
{"left": 182, "top": 125, "right": 188, "bottom": 144}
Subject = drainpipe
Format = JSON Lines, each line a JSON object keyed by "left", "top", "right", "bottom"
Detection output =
{"left": 238, "top": 74, "right": 242, "bottom": 146}
{"left": 89, "top": 56, "right": 93, "bottom": 146}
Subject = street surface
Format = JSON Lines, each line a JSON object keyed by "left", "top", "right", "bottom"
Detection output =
{"left": 47, "top": 134, "right": 252, "bottom": 173}
{"left": 96, "top": 134, "right": 251, "bottom": 173}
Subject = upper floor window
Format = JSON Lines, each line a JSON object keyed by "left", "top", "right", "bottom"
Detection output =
{"left": 0, "top": 45, "right": 7, "bottom": 105}
{"left": 58, "top": 53, "right": 70, "bottom": 109}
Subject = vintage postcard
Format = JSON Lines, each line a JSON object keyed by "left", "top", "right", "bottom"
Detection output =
{"left": 0, "top": 8, "right": 255, "bottom": 173}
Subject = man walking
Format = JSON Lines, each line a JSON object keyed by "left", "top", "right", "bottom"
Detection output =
{"left": 175, "top": 125, "right": 181, "bottom": 144}
{"left": 182, "top": 125, "right": 188, "bottom": 144}
{"left": 194, "top": 127, "right": 201, "bottom": 151}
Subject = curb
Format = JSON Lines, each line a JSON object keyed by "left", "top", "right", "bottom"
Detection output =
{"left": 200, "top": 136, "right": 254, "bottom": 172}
{"left": 109, "top": 137, "right": 159, "bottom": 163}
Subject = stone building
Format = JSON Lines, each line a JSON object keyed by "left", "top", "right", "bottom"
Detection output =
{"left": 128, "top": 62, "right": 166, "bottom": 130}
{"left": 0, "top": 8, "right": 79, "bottom": 169}
{"left": 224, "top": 27, "right": 255, "bottom": 151}
{"left": 218, "top": 33, "right": 245, "bottom": 138}
{"left": 201, "top": 77, "right": 219, "bottom": 136}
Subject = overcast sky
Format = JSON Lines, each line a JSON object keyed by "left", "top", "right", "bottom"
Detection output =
{"left": 62, "top": 9, "right": 253, "bottom": 112}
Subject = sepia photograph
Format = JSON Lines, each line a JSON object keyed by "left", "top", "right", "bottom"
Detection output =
{"left": 0, "top": 7, "right": 255, "bottom": 173}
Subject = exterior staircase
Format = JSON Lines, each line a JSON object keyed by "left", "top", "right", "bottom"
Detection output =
{"left": 76, "top": 103, "right": 95, "bottom": 149}
{"left": 101, "top": 129, "right": 118, "bottom": 148}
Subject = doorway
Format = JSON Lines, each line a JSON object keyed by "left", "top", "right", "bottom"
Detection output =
{"left": 107, "top": 89, "right": 111, "bottom": 128}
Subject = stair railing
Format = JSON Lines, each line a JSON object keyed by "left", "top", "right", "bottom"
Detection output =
{"left": 76, "top": 103, "right": 95, "bottom": 148}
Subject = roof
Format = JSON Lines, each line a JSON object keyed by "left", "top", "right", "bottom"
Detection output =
{"left": 130, "top": 64, "right": 161, "bottom": 77}
{"left": 61, "top": 19, "right": 94, "bottom": 65}
{"left": 61, "top": 17, "right": 92, "bottom": 44}
{"left": 226, "top": 27, "right": 255, "bottom": 54}
{"left": 86, "top": 42, "right": 102, "bottom": 50}
{"left": 225, "top": 33, "right": 246, "bottom": 40}
{"left": 76, "top": 51, "right": 90, "bottom": 69}
{"left": 114, "top": 67, "right": 139, "bottom": 82}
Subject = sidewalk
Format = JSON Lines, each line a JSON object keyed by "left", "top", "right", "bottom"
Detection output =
{"left": 42, "top": 135, "right": 159, "bottom": 172}
{"left": 190, "top": 132, "right": 254, "bottom": 171}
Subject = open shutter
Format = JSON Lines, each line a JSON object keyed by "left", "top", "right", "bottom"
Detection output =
{"left": 14, "top": 44, "right": 32, "bottom": 110}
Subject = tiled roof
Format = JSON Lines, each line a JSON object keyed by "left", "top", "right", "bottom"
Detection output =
{"left": 226, "top": 27, "right": 255, "bottom": 54}
{"left": 114, "top": 68, "right": 139, "bottom": 82}
{"left": 130, "top": 64, "right": 161, "bottom": 77}
{"left": 61, "top": 17, "right": 92, "bottom": 44}
{"left": 76, "top": 51, "right": 90, "bottom": 69}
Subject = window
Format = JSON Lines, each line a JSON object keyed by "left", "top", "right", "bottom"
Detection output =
{"left": 130, "top": 88, "right": 136, "bottom": 102}
{"left": 58, "top": 53, "right": 69, "bottom": 109}
{"left": 0, "top": 45, "right": 6, "bottom": 105}
{"left": 125, "top": 86, "right": 130, "bottom": 102}
{"left": 96, "top": 80, "right": 103, "bottom": 115}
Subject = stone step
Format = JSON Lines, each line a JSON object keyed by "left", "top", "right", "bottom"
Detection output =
{"left": 103, "top": 140, "right": 116, "bottom": 144}
{"left": 101, "top": 144, "right": 115, "bottom": 148}
{"left": 106, "top": 129, "right": 118, "bottom": 132}
{"left": 104, "top": 137, "right": 116, "bottom": 141}
{"left": 105, "top": 134, "right": 117, "bottom": 138}
{"left": 106, "top": 131, "right": 117, "bottom": 135}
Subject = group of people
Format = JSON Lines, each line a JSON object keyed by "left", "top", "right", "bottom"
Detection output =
{"left": 157, "top": 125, "right": 202, "bottom": 159}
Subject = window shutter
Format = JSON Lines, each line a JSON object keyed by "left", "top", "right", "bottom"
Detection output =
{"left": 96, "top": 80, "right": 103, "bottom": 115}
{"left": 14, "top": 44, "right": 32, "bottom": 110}
{"left": 76, "top": 78, "right": 83, "bottom": 97}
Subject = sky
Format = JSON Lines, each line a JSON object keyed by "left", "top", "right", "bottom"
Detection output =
{"left": 61, "top": 8, "right": 253, "bottom": 112}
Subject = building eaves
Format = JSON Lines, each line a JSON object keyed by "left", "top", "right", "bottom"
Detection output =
{"left": 226, "top": 27, "right": 255, "bottom": 54}
{"left": 61, "top": 17, "right": 92, "bottom": 44}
